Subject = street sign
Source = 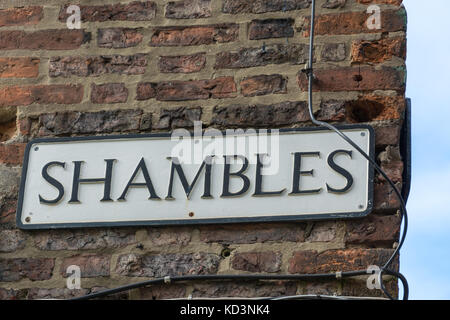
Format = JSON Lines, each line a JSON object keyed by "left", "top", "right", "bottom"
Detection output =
{"left": 16, "top": 125, "right": 374, "bottom": 229}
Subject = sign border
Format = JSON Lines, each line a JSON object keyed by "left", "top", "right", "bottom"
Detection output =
{"left": 16, "top": 124, "right": 375, "bottom": 230}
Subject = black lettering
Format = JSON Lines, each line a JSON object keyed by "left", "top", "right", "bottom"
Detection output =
{"left": 166, "top": 156, "right": 214, "bottom": 200}
{"left": 289, "top": 152, "right": 322, "bottom": 195}
{"left": 326, "top": 150, "right": 354, "bottom": 193}
{"left": 221, "top": 155, "right": 250, "bottom": 197}
{"left": 69, "top": 159, "right": 115, "bottom": 203}
{"left": 118, "top": 157, "right": 160, "bottom": 201}
{"left": 39, "top": 161, "right": 65, "bottom": 204}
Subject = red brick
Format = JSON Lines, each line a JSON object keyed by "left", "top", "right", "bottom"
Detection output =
{"left": 97, "top": 28, "right": 143, "bottom": 48}
{"left": 345, "top": 95, "right": 406, "bottom": 122}
{"left": 0, "top": 288, "right": 28, "bottom": 300}
{"left": 0, "top": 143, "right": 26, "bottom": 165}
{"left": 351, "top": 37, "right": 406, "bottom": 64}
{"left": 0, "top": 230, "right": 27, "bottom": 253}
{"left": 149, "top": 24, "right": 239, "bottom": 46}
{"left": 288, "top": 248, "right": 397, "bottom": 274}
{"left": 166, "top": 0, "right": 212, "bottom": 19}
{"left": 140, "top": 285, "right": 187, "bottom": 299}
{"left": 0, "top": 258, "right": 55, "bottom": 282}
{"left": 298, "top": 67, "right": 405, "bottom": 92}
{"left": 301, "top": 9, "right": 406, "bottom": 36}
{"left": 240, "top": 74, "right": 287, "bottom": 97}
{"left": 0, "top": 30, "right": 90, "bottom": 50}
{"left": 27, "top": 288, "right": 90, "bottom": 300}
{"left": 91, "top": 83, "right": 128, "bottom": 104}
{"left": 158, "top": 53, "right": 206, "bottom": 73}
{"left": 147, "top": 227, "right": 192, "bottom": 246}
{"left": 0, "top": 198, "right": 17, "bottom": 226}
{"left": 0, "top": 7, "right": 42, "bottom": 27}
{"left": 0, "top": 85, "right": 83, "bottom": 107}
{"left": 374, "top": 124, "right": 401, "bottom": 147}
{"left": 345, "top": 214, "right": 401, "bottom": 247}
{"left": 136, "top": 83, "right": 157, "bottom": 100}
{"left": 232, "top": 252, "right": 282, "bottom": 273}
{"left": 0, "top": 58, "right": 39, "bottom": 78}
{"left": 248, "top": 19, "right": 294, "bottom": 40}
{"left": 61, "top": 254, "right": 110, "bottom": 278}
{"left": 59, "top": 1, "right": 156, "bottom": 22}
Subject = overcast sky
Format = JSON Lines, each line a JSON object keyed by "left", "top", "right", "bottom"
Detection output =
{"left": 401, "top": 0, "right": 450, "bottom": 300}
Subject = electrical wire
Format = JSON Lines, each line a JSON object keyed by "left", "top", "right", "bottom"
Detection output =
{"left": 304, "top": 0, "right": 409, "bottom": 300}
{"left": 68, "top": 0, "right": 409, "bottom": 301}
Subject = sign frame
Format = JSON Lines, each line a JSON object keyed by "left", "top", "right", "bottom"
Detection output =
{"left": 16, "top": 125, "right": 374, "bottom": 230}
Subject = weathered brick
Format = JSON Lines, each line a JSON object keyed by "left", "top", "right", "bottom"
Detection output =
{"left": 211, "top": 101, "right": 309, "bottom": 128}
{"left": 0, "top": 143, "right": 26, "bottom": 166}
{"left": 222, "top": 0, "right": 310, "bottom": 14}
{"left": 215, "top": 44, "right": 308, "bottom": 69}
{"left": 0, "top": 198, "right": 17, "bottom": 226}
{"left": 116, "top": 253, "right": 221, "bottom": 277}
{"left": 192, "top": 281, "right": 297, "bottom": 298}
{"left": 0, "top": 7, "right": 42, "bottom": 27}
{"left": 357, "top": 0, "right": 403, "bottom": 5}
{"left": 0, "top": 30, "right": 90, "bottom": 50}
{"left": 303, "top": 280, "right": 340, "bottom": 295}
{"left": 0, "top": 120, "right": 16, "bottom": 142}
{"left": 345, "top": 214, "right": 401, "bottom": 247}
{"left": 377, "top": 146, "right": 403, "bottom": 183}
{"left": 61, "top": 254, "right": 110, "bottom": 278}
{"left": 156, "top": 107, "right": 202, "bottom": 129}
{"left": 149, "top": 24, "right": 239, "bottom": 46}
{"left": 97, "top": 28, "right": 143, "bottom": 48}
{"left": 341, "top": 279, "right": 398, "bottom": 298}
{"left": 374, "top": 181, "right": 402, "bottom": 211}
{"left": 0, "top": 258, "right": 55, "bottom": 282}
{"left": 300, "top": 9, "right": 406, "bottom": 36}
{"left": 298, "top": 67, "right": 405, "bottom": 92}
{"left": 166, "top": 0, "right": 212, "bottom": 19}
{"left": 322, "top": 0, "right": 346, "bottom": 9}
{"left": 37, "top": 109, "right": 151, "bottom": 136}
{"left": 305, "top": 222, "right": 337, "bottom": 242}
{"left": 136, "top": 82, "right": 157, "bottom": 100}
{"left": 140, "top": 284, "right": 187, "bottom": 299}
{"left": 0, "top": 165, "right": 21, "bottom": 199}
{"left": 240, "top": 74, "right": 287, "bottom": 97}
{"left": 158, "top": 53, "right": 206, "bottom": 73}
{"left": 0, "top": 230, "right": 27, "bottom": 253}
{"left": 147, "top": 227, "right": 192, "bottom": 246}
{"left": 346, "top": 95, "right": 405, "bottom": 123}
{"left": 321, "top": 43, "right": 347, "bottom": 62}
{"left": 0, "top": 288, "right": 28, "bottom": 300}
{"left": 248, "top": 19, "right": 294, "bottom": 40}
{"left": 316, "top": 100, "right": 346, "bottom": 122}
{"left": 199, "top": 223, "right": 307, "bottom": 244}
{"left": 154, "top": 77, "right": 236, "bottom": 101}
{"left": 0, "top": 58, "right": 40, "bottom": 78}
{"left": 0, "top": 85, "right": 83, "bottom": 107}
{"left": 352, "top": 38, "right": 406, "bottom": 64}
{"left": 50, "top": 54, "right": 147, "bottom": 78}
{"left": 289, "top": 248, "right": 397, "bottom": 274}
{"left": 27, "top": 288, "right": 89, "bottom": 300}
{"left": 59, "top": 1, "right": 157, "bottom": 22}
{"left": 34, "top": 229, "right": 136, "bottom": 251}
{"left": 374, "top": 124, "right": 401, "bottom": 147}
{"left": 91, "top": 83, "right": 128, "bottom": 104}
{"left": 232, "top": 252, "right": 282, "bottom": 273}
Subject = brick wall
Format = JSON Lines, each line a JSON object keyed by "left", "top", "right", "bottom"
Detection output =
{"left": 0, "top": 0, "right": 406, "bottom": 299}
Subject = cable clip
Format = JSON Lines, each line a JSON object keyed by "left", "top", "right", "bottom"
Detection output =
{"left": 335, "top": 271, "right": 342, "bottom": 280}
{"left": 164, "top": 276, "right": 171, "bottom": 284}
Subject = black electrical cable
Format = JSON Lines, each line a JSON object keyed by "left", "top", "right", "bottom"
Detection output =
{"left": 305, "top": 0, "right": 409, "bottom": 300}
{"left": 69, "top": 0, "right": 409, "bottom": 302}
